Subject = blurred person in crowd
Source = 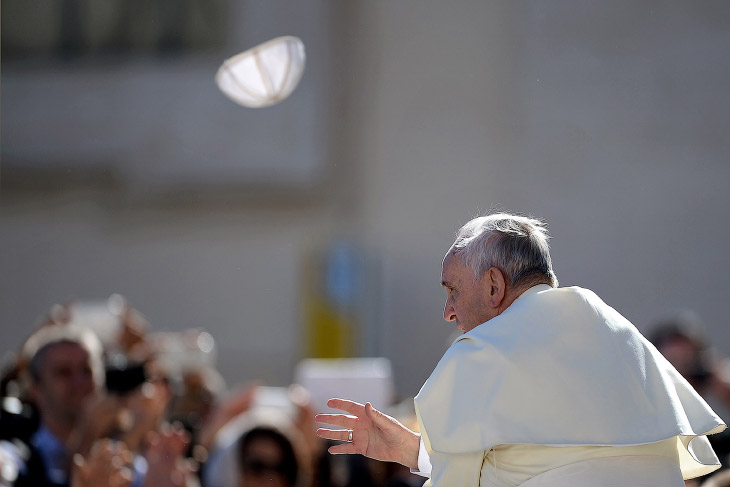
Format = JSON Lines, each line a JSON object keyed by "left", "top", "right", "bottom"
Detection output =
{"left": 317, "top": 212, "right": 726, "bottom": 486}
{"left": 0, "top": 295, "right": 148, "bottom": 406}
{"left": 650, "top": 311, "right": 711, "bottom": 389}
{"left": 3, "top": 313, "right": 196, "bottom": 487}
{"left": 345, "top": 456, "right": 424, "bottom": 487}
{"left": 700, "top": 468, "right": 730, "bottom": 487}
{"left": 651, "top": 312, "right": 730, "bottom": 421}
{"left": 166, "top": 366, "right": 222, "bottom": 452}
{"left": 0, "top": 302, "right": 72, "bottom": 404}
{"left": 150, "top": 329, "right": 224, "bottom": 455}
{"left": 238, "top": 426, "right": 300, "bottom": 487}
{"left": 198, "top": 383, "right": 346, "bottom": 486}
{"left": 17, "top": 323, "right": 108, "bottom": 486}
{"left": 651, "top": 312, "right": 730, "bottom": 478}
{"left": 203, "top": 405, "right": 314, "bottom": 487}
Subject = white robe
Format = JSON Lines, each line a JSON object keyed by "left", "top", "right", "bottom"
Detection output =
{"left": 414, "top": 285, "right": 725, "bottom": 486}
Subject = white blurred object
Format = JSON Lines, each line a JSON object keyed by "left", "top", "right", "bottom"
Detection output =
{"left": 252, "top": 386, "right": 296, "bottom": 418}
{"left": 294, "top": 358, "right": 394, "bottom": 414}
{"left": 148, "top": 329, "right": 217, "bottom": 378}
{"left": 215, "top": 36, "right": 306, "bottom": 108}
{"left": 67, "top": 298, "right": 124, "bottom": 349}
{"left": 0, "top": 440, "right": 21, "bottom": 485}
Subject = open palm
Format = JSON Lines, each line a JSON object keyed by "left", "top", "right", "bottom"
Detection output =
{"left": 315, "top": 398, "right": 420, "bottom": 469}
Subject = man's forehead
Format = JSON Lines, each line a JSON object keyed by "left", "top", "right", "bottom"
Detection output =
{"left": 441, "top": 251, "right": 457, "bottom": 267}
{"left": 441, "top": 253, "right": 464, "bottom": 283}
{"left": 44, "top": 342, "right": 90, "bottom": 362}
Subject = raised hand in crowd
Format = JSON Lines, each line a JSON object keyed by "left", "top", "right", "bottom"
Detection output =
{"left": 71, "top": 439, "right": 134, "bottom": 487}
{"left": 121, "top": 377, "right": 173, "bottom": 453}
{"left": 67, "top": 393, "right": 127, "bottom": 458}
{"left": 143, "top": 422, "right": 197, "bottom": 487}
{"left": 197, "top": 382, "right": 258, "bottom": 450}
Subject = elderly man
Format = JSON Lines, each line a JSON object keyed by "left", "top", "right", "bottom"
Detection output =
{"left": 316, "top": 213, "right": 726, "bottom": 486}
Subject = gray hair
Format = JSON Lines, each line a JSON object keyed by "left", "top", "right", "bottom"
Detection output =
{"left": 449, "top": 213, "right": 558, "bottom": 288}
{"left": 22, "top": 324, "right": 105, "bottom": 387}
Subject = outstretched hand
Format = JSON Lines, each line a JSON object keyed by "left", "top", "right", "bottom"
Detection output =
{"left": 315, "top": 398, "right": 420, "bottom": 469}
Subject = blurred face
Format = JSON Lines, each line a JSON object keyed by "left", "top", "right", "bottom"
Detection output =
{"left": 33, "top": 342, "right": 97, "bottom": 424}
{"left": 656, "top": 336, "right": 703, "bottom": 386}
{"left": 239, "top": 436, "right": 291, "bottom": 487}
{"left": 441, "top": 253, "right": 495, "bottom": 333}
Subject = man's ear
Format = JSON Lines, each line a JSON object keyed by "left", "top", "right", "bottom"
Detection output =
{"left": 485, "top": 267, "right": 506, "bottom": 308}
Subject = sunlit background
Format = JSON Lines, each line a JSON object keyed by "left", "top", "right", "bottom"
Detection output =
{"left": 2, "top": 1, "right": 729, "bottom": 400}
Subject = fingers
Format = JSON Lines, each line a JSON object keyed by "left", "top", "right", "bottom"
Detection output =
{"left": 326, "top": 398, "right": 366, "bottom": 415}
{"left": 327, "top": 442, "right": 360, "bottom": 455}
{"left": 314, "top": 413, "right": 358, "bottom": 429}
{"left": 316, "top": 399, "right": 365, "bottom": 430}
{"left": 146, "top": 422, "right": 190, "bottom": 461}
{"left": 315, "top": 428, "right": 352, "bottom": 442}
{"left": 72, "top": 439, "right": 134, "bottom": 487}
{"left": 110, "top": 468, "right": 134, "bottom": 487}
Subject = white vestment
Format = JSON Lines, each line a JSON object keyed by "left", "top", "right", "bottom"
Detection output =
{"left": 414, "top": 285, "right": 726, "bottom": 486}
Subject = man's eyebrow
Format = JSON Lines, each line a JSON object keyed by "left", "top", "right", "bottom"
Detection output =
{"left": 441, "top": 280, "right": 453, "bottom": 288}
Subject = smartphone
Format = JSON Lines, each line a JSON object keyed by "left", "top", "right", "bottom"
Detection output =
{"left": 105, "top": 362, "right": 147, "bottom": 395}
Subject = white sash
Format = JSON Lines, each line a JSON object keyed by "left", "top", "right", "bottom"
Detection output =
{"left": 518, "top": 456, "right": 684, "bottom": 487}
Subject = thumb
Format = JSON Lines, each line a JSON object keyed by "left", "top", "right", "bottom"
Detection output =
{"left": 364, "top": 402, "right": 384, "bottom": 425}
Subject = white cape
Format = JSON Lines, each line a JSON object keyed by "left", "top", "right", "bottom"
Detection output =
{"left": 414, "top": 285, "right": 725, "bottom": 480}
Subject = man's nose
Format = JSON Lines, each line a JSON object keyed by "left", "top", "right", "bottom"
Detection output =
{"left": 444, "top": 300, "right": 456, "bottom": 322}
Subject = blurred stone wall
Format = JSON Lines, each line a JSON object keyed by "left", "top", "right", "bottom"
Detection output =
{"left": 1, "top": 1, "right": 728, "bottom": 397}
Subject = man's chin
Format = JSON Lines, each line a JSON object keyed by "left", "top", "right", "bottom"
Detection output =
{"left": 59, "top": 410, "right": 81, "bottom": 425}
{"left": 65, "top": 401, "right": 91, "bottom": 418}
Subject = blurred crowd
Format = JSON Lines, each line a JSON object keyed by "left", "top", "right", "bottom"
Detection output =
{"left": 0, "top": 295, "right": 425, "bottom": 487}
{"left": 2, "top": 297, "right": 730, "bottom": 487}
{"left": 649, "top": 311, "right": 730, "bottom": 487}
